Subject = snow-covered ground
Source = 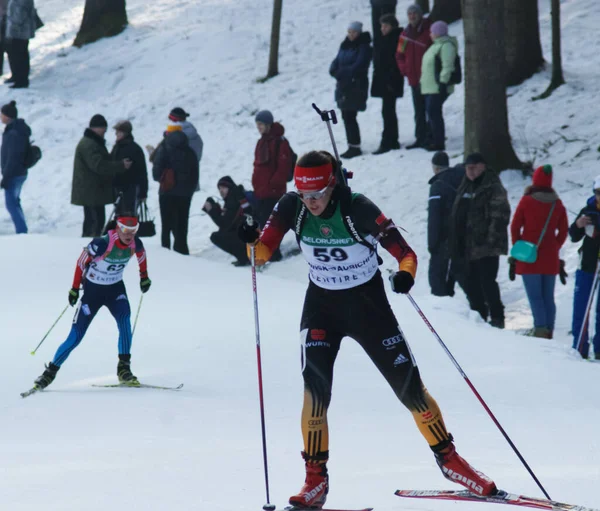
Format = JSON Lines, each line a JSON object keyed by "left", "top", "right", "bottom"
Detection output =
{"left": 1, "top": 0, "right": 599, "bottom": 509}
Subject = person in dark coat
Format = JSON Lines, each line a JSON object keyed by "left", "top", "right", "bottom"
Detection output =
{"left": 329, "top": 22, "right": 372, "bottom": 159}
{"left": 370, "top": 0, "right": 396, "bottom": 52}
{"left": 72, "top": 114, "right": 131, "bottom": 238}
{"left": 395, "top": 4, "right": 433, "bottom": 149}
{"left": 152, "top": 128, "right": 199, "bottom": 255}
{"left": 568, "top": 176, "right": 600, "bottom": 359}
{"left": 203, "top": 175, "right": 252, "bottom": 266}
{"left": 0, "top": 100, "right": 30, "bottom": 233}
{"left": 252, "top": 109, "right": 291, "bottom": 262}
{"left": 428, "top": 151, "right": 464, "bottom": 297}
{"left": 450, "top": 153, "right": 510, "bottom": 329}
{"left": 110, "top": 120, "right": 148, "bottom": 215}
{"left": 371, "top": 14, "right": 404, "bottom": 155}
{"left": 5, "top": 0, "right": 37, "bottom": 88}
{"left": 510, "top": 165, "right": 568, "bottom": 340}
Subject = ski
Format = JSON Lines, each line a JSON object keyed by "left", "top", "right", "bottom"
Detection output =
{"left": 281, "top": 507, "right": 372, "bottom": 511}
{"left": 20, "top": 386, "right": 41, "bottom": 398}
{"left": 91, "top": 383, "right": 184, "bottom": 391}
{"left": 395, "top": 489, "right": 598, "bottom": 511}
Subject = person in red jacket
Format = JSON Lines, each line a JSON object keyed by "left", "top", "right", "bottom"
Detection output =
{"left": 510, "top": 165, "right": 568, "bottom": 339}
{"left": 395, "top": 4, "right": 432, "bottom": 149}
{"left": 252, "top": 109, "right": 291, "bottom": 261}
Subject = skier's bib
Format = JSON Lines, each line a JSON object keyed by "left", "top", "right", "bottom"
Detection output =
{"left": 86, "top": 233, "right": 135, "bottom": 285}
{"left": 299, "top": 202, "right": 378, "bottom": 290}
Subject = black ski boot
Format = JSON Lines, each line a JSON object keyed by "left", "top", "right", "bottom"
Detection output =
{"left": 117, "top": 354, "right": 139, "bottom": 385}
{"left": 34, "top": 363, "right": 60, "bottom": 389}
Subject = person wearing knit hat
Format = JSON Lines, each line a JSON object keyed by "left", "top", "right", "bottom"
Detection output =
{"left": 450, "top": 152, "right": 509, "bottom": 329}
{"left": 567, "top": 175, "right": 600, "bottom": 358}
{"left": 1, "top": 99, "right": 32, "bottom": 233}
{"left": 420, "top": 18, "right": 458, "bottom": 151}
{"left": 397, "top": 4, "right": 433, "bottom": 149}
{"left": 72, "top": 115, "right": 132, "bottom": 237}
{"left": 203, "top": 175, "right": 251, "bottom": 266}
{"left": 238, "top": 149, "right": 498, "bottom": 507}
{"left": 169, "top": 107, "right": 189, "bottom": 122}
{"left": 510, "top": 164, "right": 568, "bottom": 340}
{"left": 330, "top": 22, "right": 373, "bottom": 158}
{"left": 255, "top": 110, "right": 274, "bottom": 127}
{"left": 428, "top": 151, "right": 464, "bottom": 297}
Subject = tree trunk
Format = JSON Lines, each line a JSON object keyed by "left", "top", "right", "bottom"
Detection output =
{"left": 265, "top": 0, "right": 283, "bottom": 80}
{"left": 504, "top": 0, "right": 544, "bottom": 86}
{"left": 73, "top": 0, "right": 128, "bottom": 47}
{"left": 430, "top": 0, "right": 462, "bottom": 23}
{"left": 415, "top": 0, "right": 430, "bottom": 14}
{"left": 462, "top": 0, "right": 522, "bottom": 171}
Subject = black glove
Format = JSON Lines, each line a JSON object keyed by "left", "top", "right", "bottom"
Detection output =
{"left": 238, "top": 218, "right": 260, "bottom": 244}
{"left": 390, "top": 271, "right": 415, "bottom": 294}
{"left": 439, "top": 82, "right": 448, "bottom": 96}
{"left": 559, "top": 259, "right": 568, "bottom": 285}
{"left": 508, "top": 256, "right": 516, "bottom": 281}
{"left": 140, "top": 277, "right": 152, "bottom": 293}
{"left": 68, "top": 288, "right": 79, "bottom": 306}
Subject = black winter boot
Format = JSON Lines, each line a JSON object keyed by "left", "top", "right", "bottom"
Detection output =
{"left": 340, "top": 146, "right": 362, "bottom": 159}
{"left": 34, "top": 363, "right": 60, "bottom": 389}
{"left": 117, "top": 354, "right": 139, "bottom": 385}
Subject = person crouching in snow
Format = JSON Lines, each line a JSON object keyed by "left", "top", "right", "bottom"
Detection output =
{"left": 32, "top": 216, "right": 152, "bottom": 390}
{"left": 238, "top": 150, "right": 497, "bottom": 508}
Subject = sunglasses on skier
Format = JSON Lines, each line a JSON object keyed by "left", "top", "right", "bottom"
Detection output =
{"left": 297, "top": 176, "right": 334, "bottom": 201}
{"left": 116, "top": 217, "right": 140, "bottom": 234}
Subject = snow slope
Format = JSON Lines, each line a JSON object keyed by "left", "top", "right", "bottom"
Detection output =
{"left": 1, "top": 0, "right": 600, "bottom": 509}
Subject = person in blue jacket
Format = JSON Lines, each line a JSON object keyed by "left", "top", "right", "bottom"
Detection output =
{"left": 0, "top": 100, "right": 30, "bottom": 233}
{"left": 329, "top": 21, "right": 372, "bottom": 159}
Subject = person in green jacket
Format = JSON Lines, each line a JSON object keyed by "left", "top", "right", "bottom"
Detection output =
{"left": 71, "top": 114, "right": 132, "bottom": 237}
{"left": 419, "top": 21, "right": 458, "bottom": 152}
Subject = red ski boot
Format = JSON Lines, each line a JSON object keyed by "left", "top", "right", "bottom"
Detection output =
{"left": 289, "top": 461, "right": 329, "bottom": 509}
{"left": 435, "top": 443, "right": 497, "bottom": 496}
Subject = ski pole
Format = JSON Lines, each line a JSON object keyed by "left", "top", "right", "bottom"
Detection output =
{"left": 575, "top": 261, "right": 600, "bottom": 357}
{"left": 249, "top": 240, "right": 276, "bottom": 511}
{"left": 132, "top": 294, "right": 144, "bottom": 338}
{"left": 30, "top": 305, "right": 69, "bottom": 355}
{"left": 405, "top": 293, "right": 552, "bottom": 500}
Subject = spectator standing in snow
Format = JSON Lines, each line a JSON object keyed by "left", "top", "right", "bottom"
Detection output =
{"left": 329, "top": 22, "right": 372, "bottom": 159}
{"left": 5, "top": 0, "right": 37, "bottom": 88}
{"left": 0, "top": 0, "right": 8, "bottom": 76}
{"left": 427, "top": 151, "right": 464, "bottom": 297}
{"left": 450, "top": 153, "right": 510, "bottom": 329}
{"left": 72, "top": 114, "right": 131, "bottom": 238}
{"left": 203, "top": 175, "right": 252, "bottom": 267}
{"left": 252, "top": 109, "right": 290, "bottom": 262}
{"left": 0, "top": 100, "right": 30, "bottom": 233}
{"left": 152, "top": 124, "right": 198, "bottom": 255}
{"left": 395, "top": 4, "right": 432, "bottom": 149}
{"left": 371, "top": 14, "right": 404, "bottom": 155}
{"left": 167, "top": 107, "right": 203, "bottom": 189}
{"left": 419, "top": 20, "right": 458, "bottom": 152}
{"left": 110, "top": 120, "right": 148, "bottom": 215}
{"left": 568, "top": 176, "right": 600, "bottom": 360}
{"left": 509, "top": 165, "right": 568, "bottom": 340}
{"left": 370, "top": 0, "right": 396, "bottom": 52}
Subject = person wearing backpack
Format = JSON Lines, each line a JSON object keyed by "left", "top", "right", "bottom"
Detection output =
{"left": 0, "top": 100, "right": 30, "bottom": 233}
{"left": 420, "top": 21, "right": 458, "bottom": 152}
{"left": 510, "top": 165, "right": 568, "bottom": 339}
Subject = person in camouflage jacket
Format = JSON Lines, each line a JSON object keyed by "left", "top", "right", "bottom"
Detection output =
{"left": 450, "top": 153, "right": 510, "bottom": 328}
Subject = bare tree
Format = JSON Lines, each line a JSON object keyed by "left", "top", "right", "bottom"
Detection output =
{"left": 534, "top": 0, "right": 565, "bottom": 99}
{"left": 415, "top": 0, "right": 430, "bottom": 14}
{"left": 74, "top": 0, "right": 128, "bottom": 47}
{"left": 462, "top": 0, "right": 522, "bottom": 170}
{"left": 261, "top": 0, "right": 283, "bottom": 81}
{"left": 431, "top": 0, "right": 461, "bottom": 23}
{"left": 504, "top": 0, "right": 544, "bottom": 86}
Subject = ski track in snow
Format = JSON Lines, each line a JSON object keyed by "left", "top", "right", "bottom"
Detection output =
{"left": 0, "top": 0, "right": 599, "bottom": 510}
